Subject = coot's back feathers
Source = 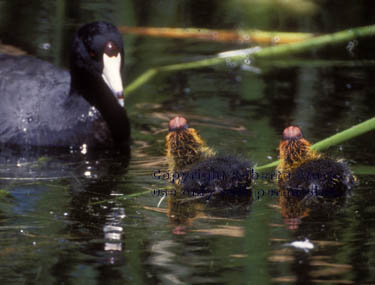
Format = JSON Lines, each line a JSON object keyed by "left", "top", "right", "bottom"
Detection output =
{"left": 0, "top": 55, "right": 100, "bottom": 147}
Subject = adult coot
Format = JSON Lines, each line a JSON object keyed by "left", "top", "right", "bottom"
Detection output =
{"left": 165, "top": 116, "right": 252, "bottom": 197}
{"left": 277, "top": 126, "right": 355, "bottom": 198}
{"left": 0, "top": 21, "right": 130, "bottom": 148}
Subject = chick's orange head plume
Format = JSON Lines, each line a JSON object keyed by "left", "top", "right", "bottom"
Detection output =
{"left": 282, "top": 125, "right": 303, "bottom": 141}
{"left": 169, "top": 116, "right": 188, "bottom": 131}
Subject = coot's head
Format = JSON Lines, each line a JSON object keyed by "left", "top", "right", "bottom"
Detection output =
{"left": 166, "top": 116, "right": 214, "bottom": 171}
{"left": 278, "top": 125, "right": 320, "bottom": 172}
{"left": 70, "top": 21, "right": 125, "bottom": 107}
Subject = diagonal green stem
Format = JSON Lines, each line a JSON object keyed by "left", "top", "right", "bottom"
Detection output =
{"left": 255, "top": 117, "right": 375, "bottom": 171}
{"left": 125, "top": 68, "right": 158, "bottom": 95}
{"left": 124, "top": 24, "right": 375, "bottom": 97}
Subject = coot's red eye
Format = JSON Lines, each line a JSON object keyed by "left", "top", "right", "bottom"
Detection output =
{"left": 89, "top": 51, "right": 95, "bottom": 57}
{"left": 104, "top": 41, "right": 119, "bottom": 57}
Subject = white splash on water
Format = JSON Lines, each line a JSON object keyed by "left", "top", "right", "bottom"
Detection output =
{"left": 285, "top": 238, "right": 314, "bottom": 252}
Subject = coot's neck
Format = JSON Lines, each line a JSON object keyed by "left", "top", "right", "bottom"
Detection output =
{"left": 70, "top": 69, "right": 130, "bottom": 144}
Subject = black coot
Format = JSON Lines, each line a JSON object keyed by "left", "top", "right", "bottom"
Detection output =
{"left": 0, "top": 21, "right": 130, "bottom": 148}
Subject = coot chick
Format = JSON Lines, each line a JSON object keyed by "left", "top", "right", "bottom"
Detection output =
{"left": 166, "top": 116, "right": 252, "bottom": 197}
{"left": 277, "top": 126, "right": 355, "bottom": 199}
{"left": 0, "top": 21, "right": 130, "bottom": 148}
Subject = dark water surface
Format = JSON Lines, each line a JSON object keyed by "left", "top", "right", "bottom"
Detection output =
{"left": 1, "top": 1, "right": 375, "bottom": 284}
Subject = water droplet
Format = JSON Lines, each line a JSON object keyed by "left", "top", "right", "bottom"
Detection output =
{"left": 242, "top": 35, "right": 250, "bottom": 41}
{"left": 79, "top": 114, "right": 86, "bottom": 122}
{"left": 104, "top": 225, "right": 123, "bottom": 232}
{"left": 17, "top": 158, "right": 27, "bottom": 167}
{"left": 346, "top": 40, "right": 358, "bottom": 56}
{"left": 40, "top": 42, "right": 51, "bottom": 50}
{"left": 80, "top": 144, "right": 88, "bottom": 155}
{"left": 272, "top": 36, "right": 280, "bottom": 44}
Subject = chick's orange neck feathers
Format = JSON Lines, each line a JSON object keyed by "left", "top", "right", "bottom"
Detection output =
{"left": 278, "top": 126, "right": 320, "bottom": 173}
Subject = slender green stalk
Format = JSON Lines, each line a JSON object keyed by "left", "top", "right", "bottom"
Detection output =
{"left": 121, "top": 190, "right": 152, "bottom": 199}
{"left": 124, "top": 57, "right": 227, "bottom": 96}
{"left": 254, "top": 160, "right": 279, "bottom": 171}
{"left": 351, "top": 165, "right": 375, "bottom": 175}
{"left": 124, "top": 24, "right": 375, "bottom": 97}
{"left": 124, "top": 52, "right": 253, "bottom": 96}
{"left": 89, "top": 190, "right": 153, "bottom": 205}
{"left": 0, "top": 189, "right": 9, "bottom": 200}
{"left": 124, "top": 68, "right": 158, "bottom": 96}
{"left": 159, "top": 57, "right": 225, "bottom": 72}
{"left": 255, "top": 117, "right": 375, "bottom": 171}
{"left": 311, "top": 118, "right": 375, "bottom": 151}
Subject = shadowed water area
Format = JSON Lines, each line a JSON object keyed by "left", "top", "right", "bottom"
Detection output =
{"left": 0, "top": 1, "right": 375, "bottom": 284}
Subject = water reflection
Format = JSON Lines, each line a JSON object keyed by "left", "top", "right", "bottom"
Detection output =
{"left": 279, "top": 188, "right": 350, "bottom": 231}
{"left": 0, "top": 145, "right": 131, "bottom": 281}
{"left": 147, "top": 185, "right": 253, "bottom": 284}
{"left": 267, "top": 184, "right": 356, "bottom": 284}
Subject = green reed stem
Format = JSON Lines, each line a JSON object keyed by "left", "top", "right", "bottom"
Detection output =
{"left": 124, "top": 24, "right": 375, "bottom": 97}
